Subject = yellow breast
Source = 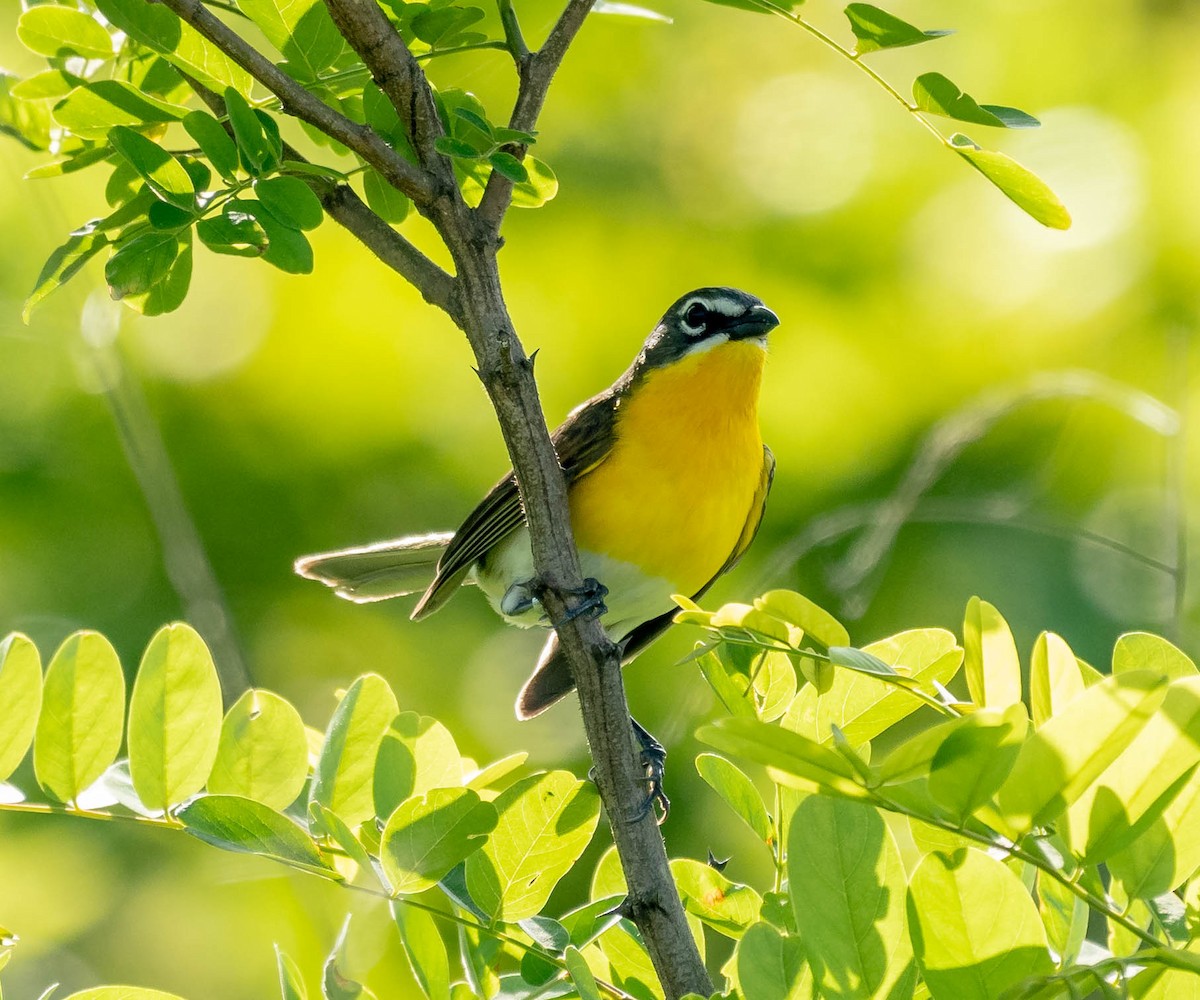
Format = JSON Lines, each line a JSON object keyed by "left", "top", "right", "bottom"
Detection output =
{"left": 568, "top": 339, "right": 766, "bottom": 595}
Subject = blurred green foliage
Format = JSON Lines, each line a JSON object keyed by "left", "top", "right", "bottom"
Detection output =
{"left": 0, "top": 0, "right": 1198, "bottom": 993}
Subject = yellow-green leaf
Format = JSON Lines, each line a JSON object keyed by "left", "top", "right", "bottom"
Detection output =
{"left": 963, "top": 597, "right": 1021, "bottom": 709}
{"left": 207, "top": 688, "right": 308, "bottom": 810}
{"left": 0, "top": 634, "right": 43, "bottom": 782}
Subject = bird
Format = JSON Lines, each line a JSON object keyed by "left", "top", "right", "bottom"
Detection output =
{"left": 295, "top": 286, "right": 779, "bottom": 818}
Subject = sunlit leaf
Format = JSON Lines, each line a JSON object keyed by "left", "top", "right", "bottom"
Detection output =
{"left": 276, "top": 944, "right": 308, "bottom": 1000}
{"left": 127, "top": 622, "right": 223, "bottom": 812}
{"left": 178, "top": 793, "right": 338, "bottom": 877}
{"left": 928, "top": 703, "right": 1028, "bottom": 820}
{"left": 963, "top": 597, "right": 1021, "bottom": 709}
{"left": 1114, "top": 632, "right": 1197, "bottom": 681}
{"left": 322, "top": 915, "right": 378, "bottom": 1000}
{"left": 24, "top": 231, "right": 108, "bottom": 323}
{"left": 994, "top": 670, "right": 1168, "bottom": 837}
{"left": 309, "top": 673, "right": 398, "bottom": 831}
{"left": 0, "top": 634, "right": 43, "bottom": 782}
{"left": 391, "top": 902, "right": 451, "bottom": 1000}
{"left": 208, "top": 688, "right": 309, "bottom": 810}
{"left": 907, "top": 848, "right": 1053, "bottom": 999}
{"left": 374, "top": 712, "right": 463, "bottom": 818}
{"left": 914, "top": 73, "right": 1039, "bottom": 129}
{"left": 756, "top": 589, "right": 850, "bottom": 648}
{"left": 672, "top": 858, "right": 761, "bottom": 938}
{"left": 466, "top": 771, "right": 600, "bottom": 922}
{"left": 565, "top": 944, "right": 603, "bottom": 1000}
{"left": 510, "top": 156, "right": 559, "bottom": 209}
{"left": 695, "top": 752, "right": 773, "bottom": 846}
{"left": 63, "top": 990, "right": 189, "bottom": 1000}
{"left": 1030, "top": 632, "right": 1085, "bottom": 728}
{"left": 53, "top": 82, "right": 188, "bottom": 141}
{"left": 1036, "top": 872, "right": 1088, "bottom": 968}
{"left": 107, "top": 126, "right": 195, "bottom": 209}
{"left": 1064, "top": 676, "right": 1200, "bottom": 864}
{"left": 844, "top": 4, "right": 950, "bottom": 55}
{"left": 34, "top": 631, "right": 125, "bottom": 804}
{"left": 949, "top": 133, "right": 1072, "bottom": 230}
{"left": 17, "top": 7, "right": 113, "bottom": 60}
{"left": 788, "top": 798, "right": 915, "bottom": 999}
{"left": 363, "top": 169, "right": 410, "bottom": 224}
{"left": 239, "top": 0, "right": 344, "bottom": 79}
{"left": 736, "top": 921, "right": 812, "bottom": 1000}
{"left": 380, "top": 786, "right": 497, "bottom": 894}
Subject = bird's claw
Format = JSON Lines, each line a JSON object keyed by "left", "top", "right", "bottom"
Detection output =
{"left": 631, "top": 719, "right": 669, "bottom": 825}
{"left": 551, "top": 577, "right": 609, "bottom": 627}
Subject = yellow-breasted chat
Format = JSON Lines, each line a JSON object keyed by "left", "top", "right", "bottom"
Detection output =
{"left": 295, "top": 287, "right": 779, "bottom": 816}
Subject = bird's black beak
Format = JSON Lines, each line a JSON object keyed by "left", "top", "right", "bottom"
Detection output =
{"left": 727, "top": 303, "right": 780, "bottom": 341}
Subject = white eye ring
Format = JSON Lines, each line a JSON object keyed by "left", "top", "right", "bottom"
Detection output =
{"left": 681, "top": 299, "right": 709, "bottom": 335}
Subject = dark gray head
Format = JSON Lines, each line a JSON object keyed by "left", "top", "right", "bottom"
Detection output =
{"left": 635, "top": 287, "right": 780, "bottom": 372}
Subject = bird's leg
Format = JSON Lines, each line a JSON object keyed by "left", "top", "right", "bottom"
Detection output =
{"left": 500, "top": 579, "right": 540, "bottom": 617}
{"left": 631, "top": 717, "right": 670, "bottom": 824}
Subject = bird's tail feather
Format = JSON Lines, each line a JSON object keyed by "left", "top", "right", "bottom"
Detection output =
{"left": 515, "top": 633, "right": 577, "bottom": 719}
{"left": 294, "top": 532, "right": 455, "bottom": 604}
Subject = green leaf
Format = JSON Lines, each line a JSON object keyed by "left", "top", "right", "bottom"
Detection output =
{"left": 828, "top": 646, "right": 898, "bottom": 677}
{"left": 994, "top": 670, "right": 1168, "bottom": 837}
{"left": 698, "top": 717, "right": 871, "bottom": 800}
{"left": 949, "top": 133, "right": 1072, "bottom": 230}
{"left": 784, "top": 629, "right": 962, "bottom": 747}
{"left": 106, "top": 232, "right": 180, "bottom": 299}
{"left": 0, "top": 634, "right": 43, "bottom": 782}
{"left": 788, "top": 798, "right": 915, "bottom": 999}
{"left": 564, "top": 945, "right": 602, "bottom": 1000}
{"left": 672, "top": 858, "right": 762, "bottom": 938}
{"left": 108, "top": 125, "right": 195, "bottom": 209}
{"left": 391, "top": 902, "right": 451, "bottom": 1000}
{"left": 197, "top": 205, "right": 269, "bottom": 257}
{"left": 95, "top": 0, "right": 252, "bottom": 93}
{"left": 363, "top": 169, "right": 411, "bottom": 223}
{"left": 907, "top": 848, "right": 1053, "bottom": 999}
{"left": 435, "top": 136, "right": 483, "bottom": 159}
{"left": 128, "top": 622, "right": 223, "bottom": 812}
{"left": 488, "top": 151, "right": 529, "bottom": 184}
{"left": 1114, "top": 632, "right": 1197, "bottom": 680}
{"left": 465, "top": 752, "right": 527, "bottom": 793}
{"left": 12, "top": 69, "right": 84, "bottom": 101}
{"left": 322, "top": 916, "right": 378, "bottom": 1000}
{"left": 1064, "top": 676, "right": 1200, "bottom": 864}
{"left": 374, "top": 712, "right": 463, "bottom": 819}
{"left": 239, "top": 0, "right": 343, "bottom": 79}
{"left": 914, "top": 73, "right": 1040, "bottom": 129}
{"left": 24, "top": 231, "right": 109, "bottom": 323}
{"left": 1036, "top": 872, "right": 1088, "bottom": 968}
{"left": 255, "top": 175, "right": 324, "bottom": 231}
{"left": 928, "top": 703, "right": 1028, "bottom": 821}
{"left": 208, "top": 688, "right": 309, "bottom": 810}
{"left": 53, "top": 82, "right": 189, "bottom": 141}
{"left": 697, "top": 648, "right": 757, "bottom": 718}
{"left": 148, "top": 201, "right": 195, "bottom": 230}
{"left": 963, "top": 597, "right": 1022, "bottom": 709}
{"left": 695, "top": 752, "right": 773, "bottom": 846}
{"left": 252, "top": 203, "right": 315, "bottom": 274}
{"left": 223, "top": 87, "right": 276, "bottom": 175}
{"left": 17, "top": 7, "right": 113, "bottom": 60}
{"left": 1109, "top": 768, "right": 1200, "bottom": 898}
{"left": 33, "top": 631, "right": 125, "bottom": 804}
{"left": 844, "top": 4, "right": 950, "bottom": 55}
{"left": 1030, "top": 632, "right": 1085, "bottom": 728}
{"left": 756, "top": 589, "right": 850, "bottom": 648}
{"left": 121, "top": 230, "right": 193, "bottom": 315}
{"left": 309, "top": 674, "right": 398, "bottom": 831}
{"left": 183, "top": 110, "right": 240, "bottom": 182}
{"left": 510, "top": 156, "right": 559, "bottom": 209}
{"left": 380, "top": 786, "right": 497, "bottom": 894}
{"left": 179, "top": 793, "right": 338, "bottom": 876}
{"left": 465, "top": 771, "right": 601, "bottom": 922}
{"left": 736, "top": 921, "right": 812, "bottom": 1000}
{"left": 276, "top": 944, "right": 308, "bottom": 1000}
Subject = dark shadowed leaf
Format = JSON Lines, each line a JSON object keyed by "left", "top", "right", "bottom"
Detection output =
{"left": 183, "top": 109, "right": 240, "bottom": 181}
{"left": 914, "top": 73, "right": 1040, "bottom": 129}
{"left": 24, "top": 231, "right": 108, "bottom": 322}
{"left": 255, "top": 175, "right": 324, "bottom": 230}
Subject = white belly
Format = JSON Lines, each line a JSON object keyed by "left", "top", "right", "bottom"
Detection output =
{"left": 473, "top": 526, "right": 677, "bottom": 639}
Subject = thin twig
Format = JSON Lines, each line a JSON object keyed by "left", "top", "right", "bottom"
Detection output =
{"left": 497, "top": 0, "right": 531, "bottom": 65}
{"left": 476, "top": 0, "right": 597, "bottom": 233}
{"left": 157, "top": 0, "right": 438, "bottom": 205}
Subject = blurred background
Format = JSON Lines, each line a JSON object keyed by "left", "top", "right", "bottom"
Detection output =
{"left": 1, "top": 0, "right": 1198, "bottom": 993}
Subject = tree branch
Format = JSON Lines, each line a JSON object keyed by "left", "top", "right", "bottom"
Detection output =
{"left": 476, "top": 0, "right": 596, "bottom": 233}
{"left": 158, "top": 0, "right": 439, "bottom": 206}
{"left": 181, "top": 73, "right": 463, "bottom": 323}
{"left": 321, "top": 0, "right": 456, "bottom": 187}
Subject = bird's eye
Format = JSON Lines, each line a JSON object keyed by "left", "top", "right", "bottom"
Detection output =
{"left": 684, "top": 303, "right": 708, "bottom": 330}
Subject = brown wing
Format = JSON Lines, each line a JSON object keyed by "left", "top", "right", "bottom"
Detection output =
{"left": 411, "top": 389, "right": 621, "bottom": 620}
{"left": 516, "top": 445, "right": 776, "bottom": 718}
